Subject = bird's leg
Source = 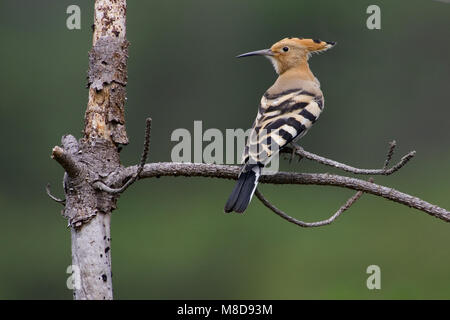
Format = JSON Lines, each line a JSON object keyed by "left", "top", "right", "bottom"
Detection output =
{"left": 289, "top": 146, "right": 296, "bottom": 164}
{"left": 293, "top": 143, "right": 305, "bottom": 163}
{"left": 287, "top": 142, "right": 304, "bottom": 164}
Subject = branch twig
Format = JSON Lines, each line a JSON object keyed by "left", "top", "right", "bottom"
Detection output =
{"left": 254, "top": 177, "right": 374, "bottom": 227}
{"left": 284, "top": 142, "right": 415, "bottom": 175}
{"left": 256, "top": 140, "right": 415, "bottom": 227}
{"left": 45, "top": 183, "right": 66, "bottom": 205}
{"left": 383, "top": 140, "right": 397, "bottom": 170}
{"left": 51, "top": 146, "right": 83, "bottom": 178}
{"left": 93, "top": 118, "right": 152, "bottom": 193}
{"left": 256, "top": 143, "right": 406, "bottom": 228}
{"left": 255, "top": 188, "right": 364, "bottom": 227}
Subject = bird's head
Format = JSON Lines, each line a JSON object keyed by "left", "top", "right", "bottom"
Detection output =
{"left": 237, "top": 37, "right": 336, "bottom": 75}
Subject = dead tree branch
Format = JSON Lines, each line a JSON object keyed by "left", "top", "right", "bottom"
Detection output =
{"left": 255, "top": 188, "right": 364, "bottom": 227}
{"left": 383, "top": 140, "right": 397, "bottom": 169}
{"left": 254, "top": 178, "right": 373, "bottom": 227}
{"left": 98, "top": 121, "right": 450, "bottom": 224}
{"left": 51, "top": 146, "right": 83, "bottom": 179}
{"left": 259, "top": 139, "right": 414, "bottom": 227}
{"left": 283, "top": 142, "right": 416, "bottom": 175}
{"left": 106, "top": 161, "right": 450, "bottom": 223}
{"left": 45, "top": 183, "right": 66, "bottom": 205}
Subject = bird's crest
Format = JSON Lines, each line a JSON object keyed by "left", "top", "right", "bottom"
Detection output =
{"left": 271, "top": 37, "right": 336, "bottom": 55}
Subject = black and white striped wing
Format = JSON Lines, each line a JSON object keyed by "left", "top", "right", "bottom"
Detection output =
{"left": 242, "top": 89, "right": 324, "bottom": 166}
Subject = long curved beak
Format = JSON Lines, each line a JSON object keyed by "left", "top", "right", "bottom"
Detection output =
{"left": 236, "top": 48, "right": 274, "bottom": 58}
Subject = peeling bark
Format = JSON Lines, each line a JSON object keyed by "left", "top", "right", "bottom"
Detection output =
{"left": 52, "top": 0, "right": 129, "bottom": 300}
{"left": 85, "top": 0, "right": 129, "bottom": 145}
{"left": 61, "top": 136, "right": 120, "bottom": 227}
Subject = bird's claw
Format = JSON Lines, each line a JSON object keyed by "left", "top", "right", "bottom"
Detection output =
{"left": 289, "top": 147, "right": 296, "bottom": 164}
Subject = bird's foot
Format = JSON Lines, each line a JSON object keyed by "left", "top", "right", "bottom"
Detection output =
{"left": 288, "top": 143, "right": 303, "bottom": 164}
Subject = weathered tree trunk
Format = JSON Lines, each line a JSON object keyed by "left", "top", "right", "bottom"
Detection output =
{"left": 53, "top": 0, "right": 129, "bottom": 300}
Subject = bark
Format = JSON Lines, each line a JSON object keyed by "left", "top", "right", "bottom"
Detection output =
{"left": 54, "top": 0, "right": 128, "bottom": 300}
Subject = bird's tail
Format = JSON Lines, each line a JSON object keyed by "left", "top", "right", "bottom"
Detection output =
{"left": 224, "top": 165, "right": 261, "bottom": 213}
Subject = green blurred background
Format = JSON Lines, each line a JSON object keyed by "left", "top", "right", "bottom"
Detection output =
{"left": 0, "top": 0, "right": 449, "bottom": 299}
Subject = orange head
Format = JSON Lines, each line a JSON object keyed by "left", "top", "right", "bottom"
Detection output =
{"left": 237, "top": 37, "right": 336, "bottom": 75}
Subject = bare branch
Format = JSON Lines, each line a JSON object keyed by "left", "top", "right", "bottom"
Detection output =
{"left": 51, "top": 146, "right": 83, "bottom": 179}
{"left": 254, "top": 177, "right": 373, "bottom": 227}
{"left": 45, "top": 183, "right": 66, "bottom": 205}
{"left": 284, "top": 143, "right": 416, "bottom": 175}
{"left": 110, "top": 162, "right": 450, "bottom": 223}
{"left": 383, "top": 140, "right": 397, "bottom": 169}
{"left": 255, "top": 188, "right": 363, "bottom": 227}
{"left": 138, "top": 117, "right": 152, "bottom": 176}
{"left": 93, "top": 118, "right": 152, "bottom": 194}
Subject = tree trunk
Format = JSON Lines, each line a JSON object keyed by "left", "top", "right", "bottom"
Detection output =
{"left": 54, "top": 0, "right": 129, "bottom": 300}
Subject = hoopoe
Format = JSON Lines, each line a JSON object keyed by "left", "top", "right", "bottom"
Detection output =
{"left": 224, "top": 37, "right": 336, "bottom": 213}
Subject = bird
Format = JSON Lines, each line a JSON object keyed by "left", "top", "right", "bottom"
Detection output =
{"left": 224, "top": 37, "right": 336, "bottom": 213}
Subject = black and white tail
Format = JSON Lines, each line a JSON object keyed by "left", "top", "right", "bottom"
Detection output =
{"left": 224, "top": 165, "right": 261, "bottom": 213}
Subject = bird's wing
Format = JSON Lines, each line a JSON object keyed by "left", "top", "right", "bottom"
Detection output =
{"left": 242, "top": 89, "right": 324, "bottom": 166}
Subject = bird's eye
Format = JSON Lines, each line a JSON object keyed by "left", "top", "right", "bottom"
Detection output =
{"left": 282, "top": 46, "right": 289, "bottom": 52}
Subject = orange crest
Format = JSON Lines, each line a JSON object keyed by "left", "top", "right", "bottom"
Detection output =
{"left": 271, "top": 37, "right": 336, "bottom": 54}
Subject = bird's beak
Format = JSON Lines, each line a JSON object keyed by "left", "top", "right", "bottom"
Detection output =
{"left": 236, "top": 48, "right": 274, "bottom": 58}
